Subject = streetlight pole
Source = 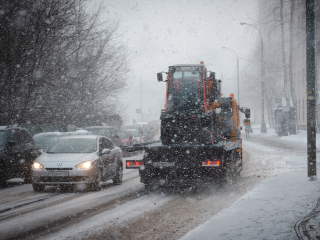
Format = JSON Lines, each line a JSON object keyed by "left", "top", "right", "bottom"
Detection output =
{"left": 240, "top": 22, "right": 267, "bottom": 133}
{"left": 221, "top": 47, "right": 240, "bottom": 106}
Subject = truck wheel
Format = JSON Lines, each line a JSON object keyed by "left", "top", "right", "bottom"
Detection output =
{"left": 112, "top": 164, "right": 123, "bottom": 185}
{"left": 32, "top": 184, "right": 45, "bottom": 192}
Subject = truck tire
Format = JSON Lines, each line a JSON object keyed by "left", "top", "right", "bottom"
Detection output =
{"left": 32, "top": 183, "right": 45, "bottom": 192}
{"left": 112, "top": 164, "right": 123, "bottom": 185}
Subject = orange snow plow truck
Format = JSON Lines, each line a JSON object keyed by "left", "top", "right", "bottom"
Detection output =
{"left": 123, "top": 62, "right": 250, "bottom": 187}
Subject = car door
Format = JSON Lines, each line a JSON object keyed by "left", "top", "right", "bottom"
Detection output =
{"left": 99, "top": 137, "right": 112, "bottom": 179}
{"left": 104, "top": 138, "right": 118, "bottom": 175}
{"left": 5, "top": 129, "right": 21, "bottom": 177}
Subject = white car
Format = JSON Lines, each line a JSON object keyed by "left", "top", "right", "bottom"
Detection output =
{"left": 31, "top": 135, "right": 123, "bottom": 192}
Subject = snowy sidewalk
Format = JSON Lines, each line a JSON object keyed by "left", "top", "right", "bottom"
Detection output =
{"left": 181, "top": 171, "right": 320, "bottom": 240}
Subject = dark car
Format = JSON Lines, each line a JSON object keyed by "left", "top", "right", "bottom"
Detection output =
{"left": 84, "top": 126, "right": 121, "bottom": 147}
{"left": 0, "top": 126, "right": 38, "bottom": 186}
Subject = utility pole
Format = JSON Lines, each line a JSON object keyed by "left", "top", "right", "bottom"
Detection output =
{"left": 240, "top": 22, "right": 267, "bottom": 132}
{"left": 221, "top": 46, "right": 240, "bottom": 105}
{"left": 306, "top": 0, "right": 317, "bottom": 180}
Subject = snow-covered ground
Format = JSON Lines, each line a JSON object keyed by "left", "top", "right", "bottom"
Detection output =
{"left": 0, "top": 130, "right": 319, "bottom": 240}
{"left": 181, "top": 128, "right": 320, "bottom": 240}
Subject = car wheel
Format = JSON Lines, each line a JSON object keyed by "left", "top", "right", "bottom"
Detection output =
{"left": 112, "top": 164, "right": 123, "bottom": 185}
{"left": 90, "top": 169, "right": 103, "bottom": 191}
{"left": 32, "top": 183, "right": 45, "bottom": 192}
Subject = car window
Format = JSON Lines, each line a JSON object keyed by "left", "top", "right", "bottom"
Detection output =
{"left": 105, "top": 129, "right": 112, "bottom": 137}
{"left": 103, "top": 138, "right": 114, "bottom": 149}
{"left": 99, "top": 137, "right": 107, "bottom": 152}
{"left": 47, "top": 138, "right": 97, "bottom": 153}
{"left": 34, "top": 135, "right": 61, "bottom": 149}
{"left": 129, "top": 131, "right": 139, "bottom": 137}
{"left": 20, "top": 129, "right": 33, "bottom": 143}
{"left": 118, "top": 131, "right": 128, "bottom": 138}
{"left": 7, "top": 129, "right": 17, "bottom": 144}
{"left": 110, "top": 128, "right": 118, "bottom": 136}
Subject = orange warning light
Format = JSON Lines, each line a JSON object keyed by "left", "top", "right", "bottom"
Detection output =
{"left": 230, "top": 93, "right": 234, "bottom": 98}
{"left": 200, "top": 61, "right": 204, "bottom": 64}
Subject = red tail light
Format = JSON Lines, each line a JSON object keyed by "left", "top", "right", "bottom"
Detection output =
{"left": 126, "top": 160, "right": 144, "bottom": 169}
{"left": 202, "top": 160, "right": 220, "bottom": 167}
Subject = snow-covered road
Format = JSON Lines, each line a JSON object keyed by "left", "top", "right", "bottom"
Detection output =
{"left": 0, "top": 130, "right": 318, "bottom": 240}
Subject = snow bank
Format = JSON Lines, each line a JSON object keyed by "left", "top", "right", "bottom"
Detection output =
{"left": 181, "top": 171, "right": 320, "bottom": 240}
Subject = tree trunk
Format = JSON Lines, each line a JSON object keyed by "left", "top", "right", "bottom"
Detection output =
{"left": 280, "top": 0, "right": 290, "bottom": 107}
{"left": 288, "top": 0, "right": 298, "bottom": 134}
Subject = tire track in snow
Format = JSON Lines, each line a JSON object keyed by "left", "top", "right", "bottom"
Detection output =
{"left": 294, "top": 197, "right": 320, "bottom": 240}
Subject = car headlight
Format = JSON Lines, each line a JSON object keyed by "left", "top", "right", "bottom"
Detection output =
{"left": 76, "top": 161, "right": 94, "bottom": 169}
{"left": 33, "top": 161, "right": 44, "bottom": 169}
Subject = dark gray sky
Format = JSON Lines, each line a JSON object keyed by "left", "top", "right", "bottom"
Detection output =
{"left": 97, "top": 0, "right": 259, "bottom": 124}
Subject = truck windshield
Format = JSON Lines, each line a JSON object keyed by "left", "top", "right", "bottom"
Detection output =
{"left": 167, "top": 69, "right": 203, "bottom": 112}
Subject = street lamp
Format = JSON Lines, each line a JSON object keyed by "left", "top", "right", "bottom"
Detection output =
{"left": 240, "top": 22, "right": 267, "bottom": 133}
{"left": 221, "top": 46, "right": 240, "bottom": 105}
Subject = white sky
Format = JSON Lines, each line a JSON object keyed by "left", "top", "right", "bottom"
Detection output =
{"left": 96, "top": 0, "right": 259, "bottom": 124}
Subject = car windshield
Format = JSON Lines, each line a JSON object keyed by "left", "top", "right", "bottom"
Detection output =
{"left": 118, "top": 131, "right": 128, "bottom": 138}
{"left": 33, "top": 135, "right": 63, "bottom": 149}
{"left": 129, "top": 131, "right": 139, "bottom": 137}
{"left": 0, "top": 131, "right": 6, "bottom": 149}
{"left": 46, "top": 138, "right": 97, "bottom": 153}
{"left": 87, "top": 128, "right": 111, "bottom": 137}
{"left": 167, "top": 68, "right": 203, "bottom": 112}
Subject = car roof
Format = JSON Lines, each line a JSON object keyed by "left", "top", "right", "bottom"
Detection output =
{"left": 84, "top": 126, "right": 114, "bottom": 129}
{"left": 126, "top": 129, "right": 138, "bottom": 131}
{"left": 34, "top": 130, "right": 94, "bottom": 138}
{"left": 173, "top": 64, "right": 204, "bottom": 67}
{"left": 58, "top": 135, "right": 99, "bottom": 140}
{"left": 34, "top": 132, "right": 70, "bottom": 137}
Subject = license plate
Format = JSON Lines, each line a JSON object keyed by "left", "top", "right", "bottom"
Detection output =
{"left": 48, "top": 171, "right": 69, "bottom": 177}
{"left": 152, "top": 162, "right": 175, "bottom": 168}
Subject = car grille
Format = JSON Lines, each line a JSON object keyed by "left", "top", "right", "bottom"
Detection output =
{"left": 40, "top": 176, "right": 88, "bottom": 182}
{"left": 45, "top": 168, "right": 73, "bottom": 170}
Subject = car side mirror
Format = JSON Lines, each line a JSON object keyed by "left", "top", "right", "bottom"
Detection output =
{"left": 157, "top": 72, "right": 163, "bottom": 82}
{"left": 100, "top": 148, "right": 111, "bottom": 155}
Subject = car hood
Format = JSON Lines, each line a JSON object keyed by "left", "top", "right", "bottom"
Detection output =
{"left": 36, "top": 152, "right": 98, "bottom": 168}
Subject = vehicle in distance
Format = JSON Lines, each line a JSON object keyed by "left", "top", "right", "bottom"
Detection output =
{"left": 0, "top": 126, "right": 38, "bottom": 186}
{"left": 118, "top": 131, "right": 139, "bottom": 157}
{"left": 125, "top": 129, "right": 144, "bottom": 143}
{"left": 32, "top": 135, "right": 123, "bottom": 192}
{"left": 84, "top": 126, "right": 121, "bottom": 147}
